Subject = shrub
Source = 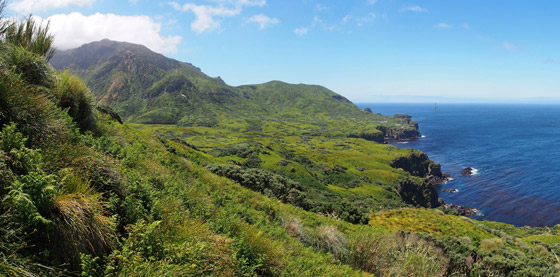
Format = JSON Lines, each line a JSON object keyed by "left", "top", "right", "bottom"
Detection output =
{"left": 2, "top": 15, "right": 55, "bottom": 61}
{"left": 282, "top": 216, "right": 308, "bottom": 242}
{"left": 311, "top": 200, "right": 369, "bottom": 224}
{"left": 1, "top": 45, "right": 55, "bottom": 87}
{"left": 308, "top": 225, "right": 348, "bottom": 260}
{"left": 54, "top": 71, "right": 97, "bottom": 132}
{"left": 346, "top": 231, "right": 449, "bottom": 276}
{"left": 0, "top": 69, "right": 71, "bottom": 146}
{"left": 205, "top": 164, "right": 308, "bottom": 209}
{"left": 51, "top": 171, "right": 116, "bottom": 268}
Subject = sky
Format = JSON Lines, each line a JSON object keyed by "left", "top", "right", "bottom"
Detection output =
{"left": 4, "top": 0, "right": 560, "bottom": 102}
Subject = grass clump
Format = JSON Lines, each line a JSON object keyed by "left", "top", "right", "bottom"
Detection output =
{"left": 54, "top": 71, "right": 97, "bottom": 132}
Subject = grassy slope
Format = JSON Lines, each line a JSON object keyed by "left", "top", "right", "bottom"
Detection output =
{"left": 0, "top": 40, "right": 554, "bottom": 275}
{"left": 135, "top": 124, "right": 413, "bottom": 213}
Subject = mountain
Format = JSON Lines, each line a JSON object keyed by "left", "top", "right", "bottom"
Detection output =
{"left": 51, "top": 39, "right": 418, "bottom": 140}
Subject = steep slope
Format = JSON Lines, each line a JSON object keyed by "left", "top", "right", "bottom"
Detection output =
{"left": 51, "top": 40, "right": 418, "bottom": 140}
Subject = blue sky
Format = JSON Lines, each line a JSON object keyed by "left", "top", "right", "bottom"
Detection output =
{"left": 5, "top": 0, "right": 560, "bottom": 102}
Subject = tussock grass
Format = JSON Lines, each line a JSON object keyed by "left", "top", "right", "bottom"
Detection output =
{"left": 52, "top": 174, "right": 115, "bottom": 268}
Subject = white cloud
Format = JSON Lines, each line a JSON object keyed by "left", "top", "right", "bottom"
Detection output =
{"left": 36, "top": 12, "right": 182, "bottom": 54}
{"left": 368, "top": 0, "right": 378, "bottom": 5}
{"left": 170, "top": 0, "right": 267, "bottom": 34}
{"left": 503, "top": 42, "right": 519, "bottom": 51}
{"left": 8, "top": 0, "right": 96, "bottom": 14}
{"left": 247, "top": 14, "right": 278, "bottom": 30}
{"left": 236, "top": 0, "right": 266, "bottom": 7}
{"left": 294, "top": 16, "right": 342, "bottom": 36}
{"left": 402, "top": 6, "right": 428, "bottom": 13}
{"left": 342, "top": 14, "right": 351, "bottom": 23}
{"left": 357, "top": 12, "right": 376, "bottom": 27}
{"left": 434, "top": 22, "right": 452, "bottom": 29}
{"left": 315, "top": 4, "right": 328, "bottom": 11}
{"left": 294, "top": 27, "right": 308, "bottom": 36}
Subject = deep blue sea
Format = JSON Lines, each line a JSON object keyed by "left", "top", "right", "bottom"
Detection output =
{"left": 357, "top": 103, "right": 560, "bottom": 227}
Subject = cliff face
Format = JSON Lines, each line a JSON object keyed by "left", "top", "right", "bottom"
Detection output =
{"left": 348, "top": 131, "right": 385, "bottom": 143}
{"left": 398, "top": 178, "right": 439, "bottom": 208}
{"left": 377, "top": 126, "right": 421, "bottom": 141}
{"left": 391, "top": 151, "right": 444, "bottom": 208}
{"left": 391, "top": 152, "right": 443, "bottom": 178}
{"left": 376, "top": 113, "right": 422, "bottom": 141}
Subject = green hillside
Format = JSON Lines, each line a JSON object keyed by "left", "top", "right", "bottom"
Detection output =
{"left": 51, "top": 40, "right": 418, "bottom": 141}
{"left": 1, "top": 14, "right": 559, "bottom": 276}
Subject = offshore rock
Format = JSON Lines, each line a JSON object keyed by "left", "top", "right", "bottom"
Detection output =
{"left": 461, "top": 167, "right": 475, "bottom": 176}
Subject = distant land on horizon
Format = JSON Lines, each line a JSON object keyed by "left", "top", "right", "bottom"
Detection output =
{"left": 355, "top": 95, "right": 560, "bottom": 104}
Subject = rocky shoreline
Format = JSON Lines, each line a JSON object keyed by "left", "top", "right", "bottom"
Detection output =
{"left": 443, "top": 203, "right": 483, "bottom": 217}
{"left": 385, "top": 114, "right": 485, "bottom": 219}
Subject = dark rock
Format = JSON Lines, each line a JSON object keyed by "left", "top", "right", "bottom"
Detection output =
{"left": 398, "top": 178, "right": 440, "bottom": 208}
{"left": 376, "top": 126, "right": 421, "bottom": 141}
{"left": 461, "top": 167, "right": 475, "bottom": 176}
{"left": 443, "top": 203, "right": 483, "bottom": 217}
{"left": 348, "top": 131, "right": 385, "bottom": 143}
{"left": 391, "top": 152, "right": 442, "bottom": 178}
{"left": 443, "top": 188, "right": 459, "bottom": 193}
{"left": 428, "top": 173, "right": 451, "bottom": 185}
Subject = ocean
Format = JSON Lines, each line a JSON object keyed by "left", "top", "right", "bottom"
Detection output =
{"left": 357, "top": 103, "right": 560, "bottom": 227}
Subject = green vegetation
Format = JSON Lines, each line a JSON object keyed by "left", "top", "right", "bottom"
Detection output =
{"left": 51, "top": 39, "right": 419, "bottom": 142}
{"left": 1, "top": 6, "right": 559, "bottom": 275}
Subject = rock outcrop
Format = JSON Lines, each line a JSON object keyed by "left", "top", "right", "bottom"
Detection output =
{"left": 443, "top": 204, "right": 483, "bottom": 217}
{"left": 376, "top": 126, "right": 421, "bottom": 141}
{"left": 461, "top": 167, "right": 475, "bottom": 176}
{"left": 398, "top": 178, "right": 440, "bottom": 208}
{"left": 391, "top": 152, "right": 443, "bottom": 179}
{"left": 391, "top": 151, "right": 451, "bottom": 208}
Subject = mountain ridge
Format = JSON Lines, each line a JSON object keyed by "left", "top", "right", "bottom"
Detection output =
{"left": 51, "top": 39, "right": 419, "bottom": 141}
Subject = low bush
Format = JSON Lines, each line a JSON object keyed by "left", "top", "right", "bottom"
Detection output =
{"left": 206, "top": 164, "right": 308, "bottom": 208}
{"left": 54, "top": 71, "right": 97, "bottom": 132}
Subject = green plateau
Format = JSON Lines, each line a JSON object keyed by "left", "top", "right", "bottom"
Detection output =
{"left": 1, "top": 16, "right": 559, "bottom": 276}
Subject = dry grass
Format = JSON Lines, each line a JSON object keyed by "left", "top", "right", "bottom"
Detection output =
{"left": 282, "top": 216, "right": 308, "bottom": 242}
{"left": 309, "top": 225, "right": 348, "bottom": 260}
{"left": 346, "top": 231, "right": 449, "bottom": 276}
{"left": 51, "top": 175, "right": 115, "bottom": 268}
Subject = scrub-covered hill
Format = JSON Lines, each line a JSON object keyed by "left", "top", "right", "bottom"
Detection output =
{"left": 2, "top": 13, "right": 559, "bottom": 276}
{"left": 51, "top": 39, "right": 419, "bottom": 142}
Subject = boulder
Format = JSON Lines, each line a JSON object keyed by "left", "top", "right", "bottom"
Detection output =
{"left": 461, "top": 167, "right": 474, "bottom": 176}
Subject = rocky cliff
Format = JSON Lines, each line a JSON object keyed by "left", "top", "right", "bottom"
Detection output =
{"left": 375, "top": 113, "right": 421, "bottom": 141}
{"left": 390, "top": 151, "right": 449, "bottom": 207}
